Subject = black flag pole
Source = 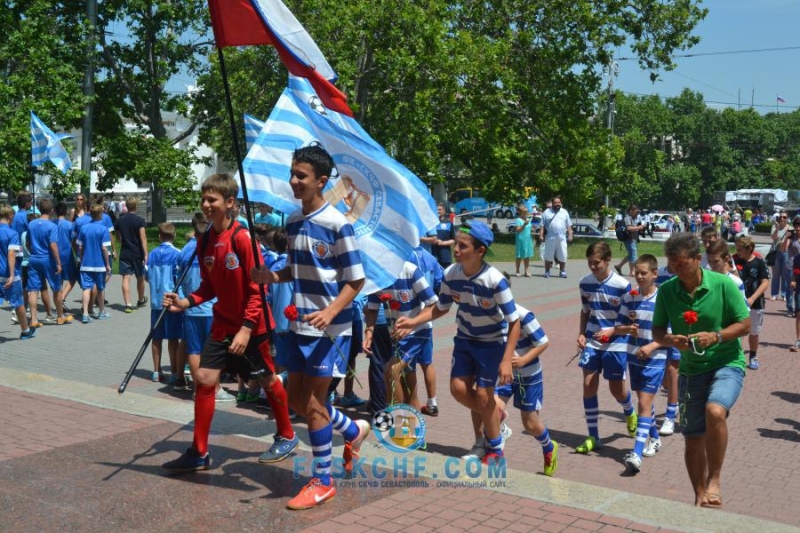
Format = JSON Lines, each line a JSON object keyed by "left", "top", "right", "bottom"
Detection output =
{"left": 118, "top": 249, "right": 198, "bottom": 394}
{"left": 216, "top": 46, "right": 274, "bottom": 336}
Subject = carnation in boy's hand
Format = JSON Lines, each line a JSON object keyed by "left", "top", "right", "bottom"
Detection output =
{"left": 389, "top": 301, "right": 402, "bottom": 311}
{"left": 629, "top": 289, "right": 639, "bottom": 296}
{"left": 598, "top": 334, "right": 611, "bottom": 343}
{"left": 378, "top": 293, "right": 392, "bottom": 303}
{"left": 284, "top": 304, "right": 299, "bottom": 321}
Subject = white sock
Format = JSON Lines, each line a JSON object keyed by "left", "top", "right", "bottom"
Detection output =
{"left": 428, "top": 397, "right": 437, "bottom": 408}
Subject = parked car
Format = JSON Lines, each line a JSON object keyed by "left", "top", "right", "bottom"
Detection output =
{"left": 506, "top": 215, "right": 542, "bottom": 234}
{"left": 571, "top": 222, "right": 604, "bottom": 238}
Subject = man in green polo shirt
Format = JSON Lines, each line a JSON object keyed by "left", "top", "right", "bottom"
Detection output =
{"left": 652, "top": 233, "right": 750, "bottom": 509}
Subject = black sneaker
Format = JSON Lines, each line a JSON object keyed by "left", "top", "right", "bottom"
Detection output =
{"left": 162, "top": 447, "right": 210, "bottom": 472}
{"left": 421, "top": 405, "right": 439, "bottom": 417}
{"left": 172, "top": 378, "right": 190, "bottom": 391}
{"left": 19, "top": 327, "right": 38, "bottom": 340}
{"left": 136, "top": 297, "right": 148, "bottom": 308}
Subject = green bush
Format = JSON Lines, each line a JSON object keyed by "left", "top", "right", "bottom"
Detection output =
{"left": 754, "top": 222, "right": 772, "bottom": 234}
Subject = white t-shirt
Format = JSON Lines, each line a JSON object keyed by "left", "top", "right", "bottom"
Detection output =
{"left": 541, "top": 208, "right": 571, "bottom": 239}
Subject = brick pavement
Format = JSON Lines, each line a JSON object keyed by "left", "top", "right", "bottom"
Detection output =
{"left": 2, "top": 259, "right": 799, "bottom": 532}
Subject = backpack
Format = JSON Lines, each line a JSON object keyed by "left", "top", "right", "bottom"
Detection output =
{"left": 199, "top": 222, "right": 247, "bottom": 266}
{"left": 615, "top": 218, "right": 630, "bottom": 242}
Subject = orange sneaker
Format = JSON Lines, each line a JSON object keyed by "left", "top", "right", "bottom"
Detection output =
{"left": 343, "top": 419, "right": 371, "bottom": 473}
{"left": 286, "top": 478, "right": 336, "bottom": 510}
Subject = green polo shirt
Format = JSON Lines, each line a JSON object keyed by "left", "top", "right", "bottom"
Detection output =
{"left": 653, "top": 269, "right": 749, "bottom": 376}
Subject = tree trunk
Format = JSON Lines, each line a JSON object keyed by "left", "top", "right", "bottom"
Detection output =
{"left": 151, "top": 185, "right": 166, "bottom": 224}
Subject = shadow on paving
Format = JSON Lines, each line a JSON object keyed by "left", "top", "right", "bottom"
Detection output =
{"left": 772, "top": 391, "right": 800, "bottom": 404}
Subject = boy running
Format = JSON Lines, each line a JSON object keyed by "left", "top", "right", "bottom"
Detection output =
{"left": 251, "top": 146, "right": 369, "bottom": 510}
{"left": 161, "top": 173, "right": 296, "bottom": 473}
{"left": 396, "top": 219, "right": 520, "bottom": 466}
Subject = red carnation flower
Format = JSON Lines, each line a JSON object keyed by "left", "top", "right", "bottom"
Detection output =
{"left": 599, "top": 335, "right": 611, "bottom": 343}
{"left": 389, "top": 301, "right": 402, "bottom": 311}
{"left": 794, "top": 269, "right": 800, "bottom": 276}
{"left": 736, "top": 264, "right": 743, "bottom": 271}
{"left": 284, "top": 304, "right": 299, "bottom": 321}
{"left": 378, "top": 293, "right": 392, "bottom": 303}
{"left": 682, "top": 310, "right": 698, "bottom": 326}
{"left": 629, "top": 289, "right": 639, "bottom": 296}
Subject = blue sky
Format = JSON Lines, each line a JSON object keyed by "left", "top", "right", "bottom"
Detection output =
{"left": 615, "top": 0, "right": 800, "bottom": 113}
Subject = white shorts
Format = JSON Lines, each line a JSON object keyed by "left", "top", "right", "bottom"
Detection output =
{"left": 544, "top": 237, "right": 568, "bottom": 263}
{"left": 749, "top": 309, "right": 764, "bottom": 336}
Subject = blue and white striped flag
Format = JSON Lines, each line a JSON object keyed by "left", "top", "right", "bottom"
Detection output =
{"left": 241, "top": 76, "right": 438, "bottom": 294}
{"left": 30, "top": 111, "right": 72, "bottom": 174}
{"left": 244, "top": 113, "right": 266, "bottom": 151}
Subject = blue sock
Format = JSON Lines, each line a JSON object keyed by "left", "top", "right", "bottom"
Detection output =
{"left": 535, "top": 427, "right": 555, "bottom": 455}
{"left": 485, "top": 434, "right": 504, "bottom": 456}
{"left": 327, "top": 404, "right": 359, "bottom": 442}
{"left": 665, "top": 403, "right": 678, "bottom": 421}
{"left": 308, "top": 424, "right": 333, "bottom": 486}
{"left": 583, "top": 396, "right": 600, "bottom": 439}
{"left": 633, "top": 417, "right": 653, "bottom": 458}
{"left": 650, "top": 405, "right": 660, "bottom": 438}
{"left": 619, "top": 391, "right": 635, "bottom": 416}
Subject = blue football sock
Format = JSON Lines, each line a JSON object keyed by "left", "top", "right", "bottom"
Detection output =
{"left": 535, "top": 427, "right": 555, "bottom": 455}
{"left": 650, "top": 405, "right": 660, "bottom": 438}
{"left": 583, "top": 396, "right": 600, "bottom": 439}
{"left": 665, "top": 403, "right": 678, "bottom": 421}
{"left": 633, "top": 417, "right": 653, "bottom": 458}
{"left": 619, "top": 391, "right": 635, "bottom": 416}
{"left": 328, "top": 404, "right": 359, "bottom": 442}
{"left": 308, "top": 424, "right": 333, "bottom": 486}
{"left": 485, "top": 434, "right": 504, "bottom": 456}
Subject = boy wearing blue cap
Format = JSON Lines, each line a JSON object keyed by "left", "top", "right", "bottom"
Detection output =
{"left": 396, "top": 219, "right": 520, "bottom": 466}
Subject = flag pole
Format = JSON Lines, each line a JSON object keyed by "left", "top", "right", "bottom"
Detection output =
{"left": 215, "top": 46, "right": 273, "bottom": 335}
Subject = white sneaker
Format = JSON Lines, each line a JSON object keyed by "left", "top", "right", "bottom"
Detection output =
{"left": 623, "top": 452, "right": 642, "bottom": 472}
{"left": 500, "top": 423, "right": 513, "bottom": 449}
{"left": 462, "top": 438, "right": 487, "bottom": 460}
{"left": 643, "top": 437, "right": 662, "bottom": 457}
{"left": 215, "top": 388, "right": 236, "bottom": 401}
{"left": 659, "top": 418, "right": 675, "bottom": 436}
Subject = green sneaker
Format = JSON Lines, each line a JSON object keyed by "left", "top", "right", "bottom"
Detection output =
{"left": 236, "top": 390, "right": 247, "bottom": 402}
{"left": 626, "top": 411, "right": 638, "bottom": 437}
{"left": 543, "top": 441, "right": 559, "bottom": 477}
{"left": 575, "top": 436, "right": 601, "bottom": 454}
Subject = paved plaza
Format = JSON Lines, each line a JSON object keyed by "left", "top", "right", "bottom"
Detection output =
{"left": 1, "top": 242, "right": 799, "bottom": 532}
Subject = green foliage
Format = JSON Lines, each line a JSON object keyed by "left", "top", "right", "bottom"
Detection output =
{"left": 754, "top": 222, "right": 773, "bottom": 234}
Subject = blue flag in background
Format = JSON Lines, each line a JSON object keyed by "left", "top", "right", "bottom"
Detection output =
{"left": 244, "top": 114, "right": 266, "bottom": 151}
{"left": 241, "top": 76, "right": 439, "bottom": 295}
{"left": 30, "top": 111, "right": 72, "bottom": 174}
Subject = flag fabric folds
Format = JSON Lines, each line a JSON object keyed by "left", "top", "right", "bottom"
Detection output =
{"left": 241, "top": 76, "right": 439, "bottom": 295}
{"left": 30, "top": 111, "right": 72, "bottom": 174}
{"left": 777, "top": 94, "right": 787, "bottom": 103}
{"left": 244, "top": 114, "right": 266, "bottom": 151}
{"left": 207, "top": 0, "right": 352, "bottom": 116}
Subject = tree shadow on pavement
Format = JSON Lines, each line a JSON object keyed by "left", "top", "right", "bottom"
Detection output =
{"left": 772, "top": 391, "right": 800, "bottom": 404}
{"left": 757, "top": 418, "right": 800, "bottom": 443}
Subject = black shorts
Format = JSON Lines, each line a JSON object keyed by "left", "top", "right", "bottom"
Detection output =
{"left": 119, "top": 258, "right": 145, "bottom": 277}
{"left": 199, "top": 333, "right": 275, "bottom": 380}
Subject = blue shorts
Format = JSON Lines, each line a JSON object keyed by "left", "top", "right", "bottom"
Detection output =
{"left": 183, "top": 315, "right": 212, "bottom": 354}
{"left": 667, "top": 347, "right": 681, "bottom": 361}
{"left": 623, "top": 240, "right": 638, "bottom": 263}
{"left": 151, "top": 309, "right": 184, "bottom": 341}
{"left": 80, "top": 270, "right": 107, "bottom": 291}
{"left": 628, "top": 362, "right": 667, "bottom": 394}
{"left": 679, "top": 366, "right": 744, "bottom": 438}
{"left": 0, "top": 279, "right": 24, "bottom": 308}
{"left": 119, "top": 258, "right": 145, "bottom": 278}
{"left": 273, "top": 331, "right": 290, "bottom": 368}
{"left": 497, "top": 374, "right": 544, "bottom": 412}
{"left": 579, "top": 346, "right": 627, "bottom": 381}
{"left": 397, "top": 335, "right": 433, "bottom": 372}
{"left": 27, "top": 257, "right": 61, "bottom": 292}
{"left": 286, "top": 331, "right": 350, "bottom": 378}
{"left": 60, "top": 257, "right": 77, "bottom": 285}
{"left": 451, "top": 336, "right": 505, "bottom": 388}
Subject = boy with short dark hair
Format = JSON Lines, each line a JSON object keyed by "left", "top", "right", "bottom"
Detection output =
{"left": 26, "top": 199, "right": 68, "bottom": 326}
{"left": 75, "top": 204, "right": 111, "bottom": 323}
{"left": 162, "top": 173, "right": 296, "bottom": 473}
{"left": 115, "top": 197, "right": 148, "bottom": 312}
{"left": 252, "top": 145, "right": 369, "bottom": 510}
{"left": 0, "top": 206, "right": 36, "bottom": 339}
{"left": 146, "top": 223, "right": 183, "bottom": 383}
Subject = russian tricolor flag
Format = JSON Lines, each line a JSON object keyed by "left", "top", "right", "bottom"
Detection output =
{"left": 207, "top": 0, "right": 352, "bottom": 116}
{"left": 777, "top": 94, "right": 786, "bottom": 103}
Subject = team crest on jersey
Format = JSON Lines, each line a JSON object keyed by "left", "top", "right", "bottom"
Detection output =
{"left": 321, "top": 154, "right": 385, "bottom": 238}
{"left": 610, "top": 297, "right": 620, "bottom": 307}
{"left": 629, "top": 311, "right": 637, "bottom": 321}
{"left": 478, "top": 298, "right": 493, "bottom": 310}
{"left": 204, "top": 256, "right": 214, "bottom": 271}
{"left": 450, "top": 292, "right": 461, "bottom": 303}
{"left": 225, "top": 252, "right": 239, "bottom": 270}
{"left": 312, "top": 241, "right": 331, "bottom": 259}
{"left": 397, "top": 290, "right": 412, "bottom": 304}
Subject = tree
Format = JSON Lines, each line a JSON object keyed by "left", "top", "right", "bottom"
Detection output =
{"left": 192, "top": 0, "right": 707, "bottom": 215}
{"left": 0, "top": 0, "right": 87, "bottom": 195}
